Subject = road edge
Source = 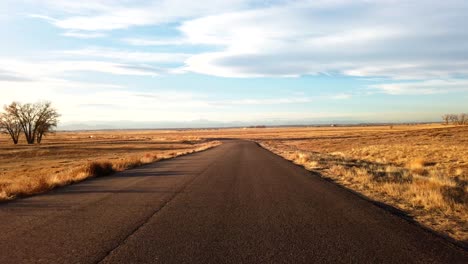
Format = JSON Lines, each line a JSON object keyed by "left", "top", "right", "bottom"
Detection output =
{"left": 255, "top": 141, "right": 468, "bottom": 252}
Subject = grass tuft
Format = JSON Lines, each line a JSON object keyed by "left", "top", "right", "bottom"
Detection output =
{"left": 406, "top": 158, "right": 428, "bottom": 175}
{"left": 84, "top": 162, "right": 115, "bottom": 177}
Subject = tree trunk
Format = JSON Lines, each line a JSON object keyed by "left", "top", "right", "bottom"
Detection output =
{"left": 37, "top": 133, "right": 43, "bottom": 144}
{"left": 5, "top": 128, "right": 20, "bottom": 145}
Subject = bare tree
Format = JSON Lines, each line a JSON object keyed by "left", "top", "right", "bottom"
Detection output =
{"left": 459, "top": 113, "right": 467, "bottom": 125}
{"left": 36, "top": 105, "right": 60, "bottom": 144}
{"left": 0, "top": 104, "right": 22, "bottom": 144}
{"left": 442, "top": 114, "right": 451, "bottom": 125}
{"left": 9, "top": 101, "right": 60, "bottom": 144}
{"left": 449, "top": 114, "right": 459, "bottom": 125}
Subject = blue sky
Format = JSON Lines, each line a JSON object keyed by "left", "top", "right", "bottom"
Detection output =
{"left": 1, "top": 0, "right": 467, "bottom": 127}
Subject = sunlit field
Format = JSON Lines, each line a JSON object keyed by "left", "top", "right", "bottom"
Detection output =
{"left": 0, "top": 131, "right": 220, "bottom": 200}
{"left": 0, "top": 124, "right": 466, "bottom": 243}
{"left": 257, "top": 125, "right": 467, "bottom": 243}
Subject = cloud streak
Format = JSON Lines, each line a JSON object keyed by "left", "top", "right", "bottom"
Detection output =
{"left": 62, "top": 31, "right": 107, "bottom": 39}
{"left": 59, "top": 48, "right": 190, "bottom": 63}
{"left": 23, "top": 1, "right": 468, "bottom": 86}
{"left": 180, "top": 0, "right": 468, "bottom": 81}
{"left": 371, "top": 79, "right": 468, "bottom": 95}
{"left": 30, "top": 0, "right": 252, "bottom": 31}
{"left": 0, "top": 59, "right": 164, "bottom": 78}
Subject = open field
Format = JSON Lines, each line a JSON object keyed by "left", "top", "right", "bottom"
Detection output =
{"left": 257, "top": 125, "right": 468, "bottom": 243}
{"left": 0, "top": 131, "right": 220, "bottom": 200}
{"left": 1, "top": 124, "right": 466, "bottom": 244}
{"left": 2, "top": 140, "right": 466, "bottom": 263}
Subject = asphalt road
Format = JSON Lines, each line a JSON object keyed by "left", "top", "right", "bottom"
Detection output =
{"left": 0, "top": 140, "right": 466, "bottom": 263}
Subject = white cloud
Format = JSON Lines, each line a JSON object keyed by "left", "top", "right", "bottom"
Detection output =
{"left": 30, "top": 0, "right": 252, "bottom": 31}
{"left": 6, "top": 0, "right": 468, "bottom": 100}
{"left": 59, "top": 48, "right": 190, "bottom": 63}
{"left": 185, "top": 51, "right": 278, "bottom": 78}
{"left": 178, "top": 0, "right": 468, "bottom": 81}
{"left": 122, "top": 38, "right": 188, "bottom": 46}
{"left": 371, "top": 79, "right": 468, "bottom": 95}
{"left": 31, "top": 0, "right": 122, "bottom": 14}
{"left": 62, "top": 31, "right": 107, "bottom": 38}
{"left": 21, "top": 0, "right": 468, "bottom": 85}
{"left": 214, "top": 97, "right": 315, "bottom": 106}
{"left": 330, "top": 93, "right": 352, "bottom": 100}
{"left": 343, "top": 62, "right": 468, "bottom": 80}
{"left": 0, "top": 59, "right": 163, "bottom": 78}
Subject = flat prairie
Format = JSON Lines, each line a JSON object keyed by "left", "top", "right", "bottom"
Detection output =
{"left": 0, "top": 124, "right": 466, "bottom": 243}
{"left": 0, "top": 130, "right": 220, "bottom": 200}
{"left": 257, "top": 125, "right": 467, "bottom": 243}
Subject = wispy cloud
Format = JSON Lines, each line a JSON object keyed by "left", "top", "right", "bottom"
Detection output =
{"left": 330, "top": 93, "right": 352, "bottom": 100}
{"left": 62, "top": 31, "right": 107, "bottom": 39}
{"left": 59, "top": 48, "right": 190, "bottom": 63}
{"left": 371, "top": 79, "right": 468, "bottom": 95}
{"left": 1, "top": 0, "right": 467, "bottom": 125}
{"left": 23, "top": 0, "right": 468, "bottom": 84}
{"left": 0, "top": 70, "right": 33, "bottom": 82}
{"left": 30, "top": 0, "right": 252, "bottom": 31}
{"left": 122, "top": 38, "right": 189, "bottom": 46}
{"left": 179, "top": 0, "right": 468, "bottom": 82}
{"left": 213, "top": 97, "right": 314, "bottom": 106}
{"left": 0, "top": 59, "right": 163, "bottom": 78}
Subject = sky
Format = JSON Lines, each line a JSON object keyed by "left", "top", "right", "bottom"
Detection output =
{"left": 1, "top": 0, "right": 467, "bottom": 128}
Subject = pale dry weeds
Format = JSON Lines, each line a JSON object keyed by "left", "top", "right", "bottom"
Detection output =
{"left": 0, "top": 131, "right": 220, "bottom": 201}
{"left": 260, "top": 126, "right": 468, "bottom": 243}
{"left": 1, "top": 124, "right": 466, "bottom": 243}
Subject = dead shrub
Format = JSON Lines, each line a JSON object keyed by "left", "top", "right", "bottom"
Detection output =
{"left": 11, "top": 176, "right": 52, "bottom": 197}
{"left": 371, "top": 166, "right": 412, "bottom": 184}
{"left": 407, "top": 157, "right": 426, "bottom": 166}
{"left": 406, "top": 158, "right": 428, "bottom": 175}
{"left": 84, "top": 162, "right": 115, "bottom": 177}
{"left": 32, "top": 176, "right": 52, "bottom": 194}
{"left": 140, "top": 153, "right": 157, "bottom": 164}
{"left": 442, "top": 186, "right": 468, "bottom": 204}
{"left": 113, "top": 157, "right": 146, "bottom": 171}
{"left": 295, "top": 152, "right": 312, "bottom": 164}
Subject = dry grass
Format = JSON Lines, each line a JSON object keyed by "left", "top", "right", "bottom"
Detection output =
{"left": 258, "top": 125, "right": 468, "bottom": 243}
{"left": 0, "top": 130, "right": 220, "bottom": 201}
{"left": 1, "top": 124, "right": 466, "bottom": 243}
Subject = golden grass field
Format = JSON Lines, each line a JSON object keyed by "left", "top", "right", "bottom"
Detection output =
{"left": 257, "top": 125, "right": 467, "bottom": 243}
{"left": 0, "top": 131, "right": 220, "bottom": 201}
{"left": 0, "top": 124, "right": 466, "bottom": 243}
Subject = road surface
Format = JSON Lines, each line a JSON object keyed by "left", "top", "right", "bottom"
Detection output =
{"left": 0, "top": 140, "right": 466, "bottom": 263}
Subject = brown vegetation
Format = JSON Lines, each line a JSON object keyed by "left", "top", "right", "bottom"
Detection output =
{"left": 1, "top": 124, "right": 466, "bottom": 243}
{"left": 258, "top": 125, "right": 468, "bottom": 243}
{"left": 0, "top": 130, "right": 220, "bottom": 200}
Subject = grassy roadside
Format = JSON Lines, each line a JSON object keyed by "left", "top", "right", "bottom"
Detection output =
{"left": 0, "top": 140, "right": 221, "bottom": 201}
{"left": 258, "top": 126, "right": 467, "bottom": 244}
